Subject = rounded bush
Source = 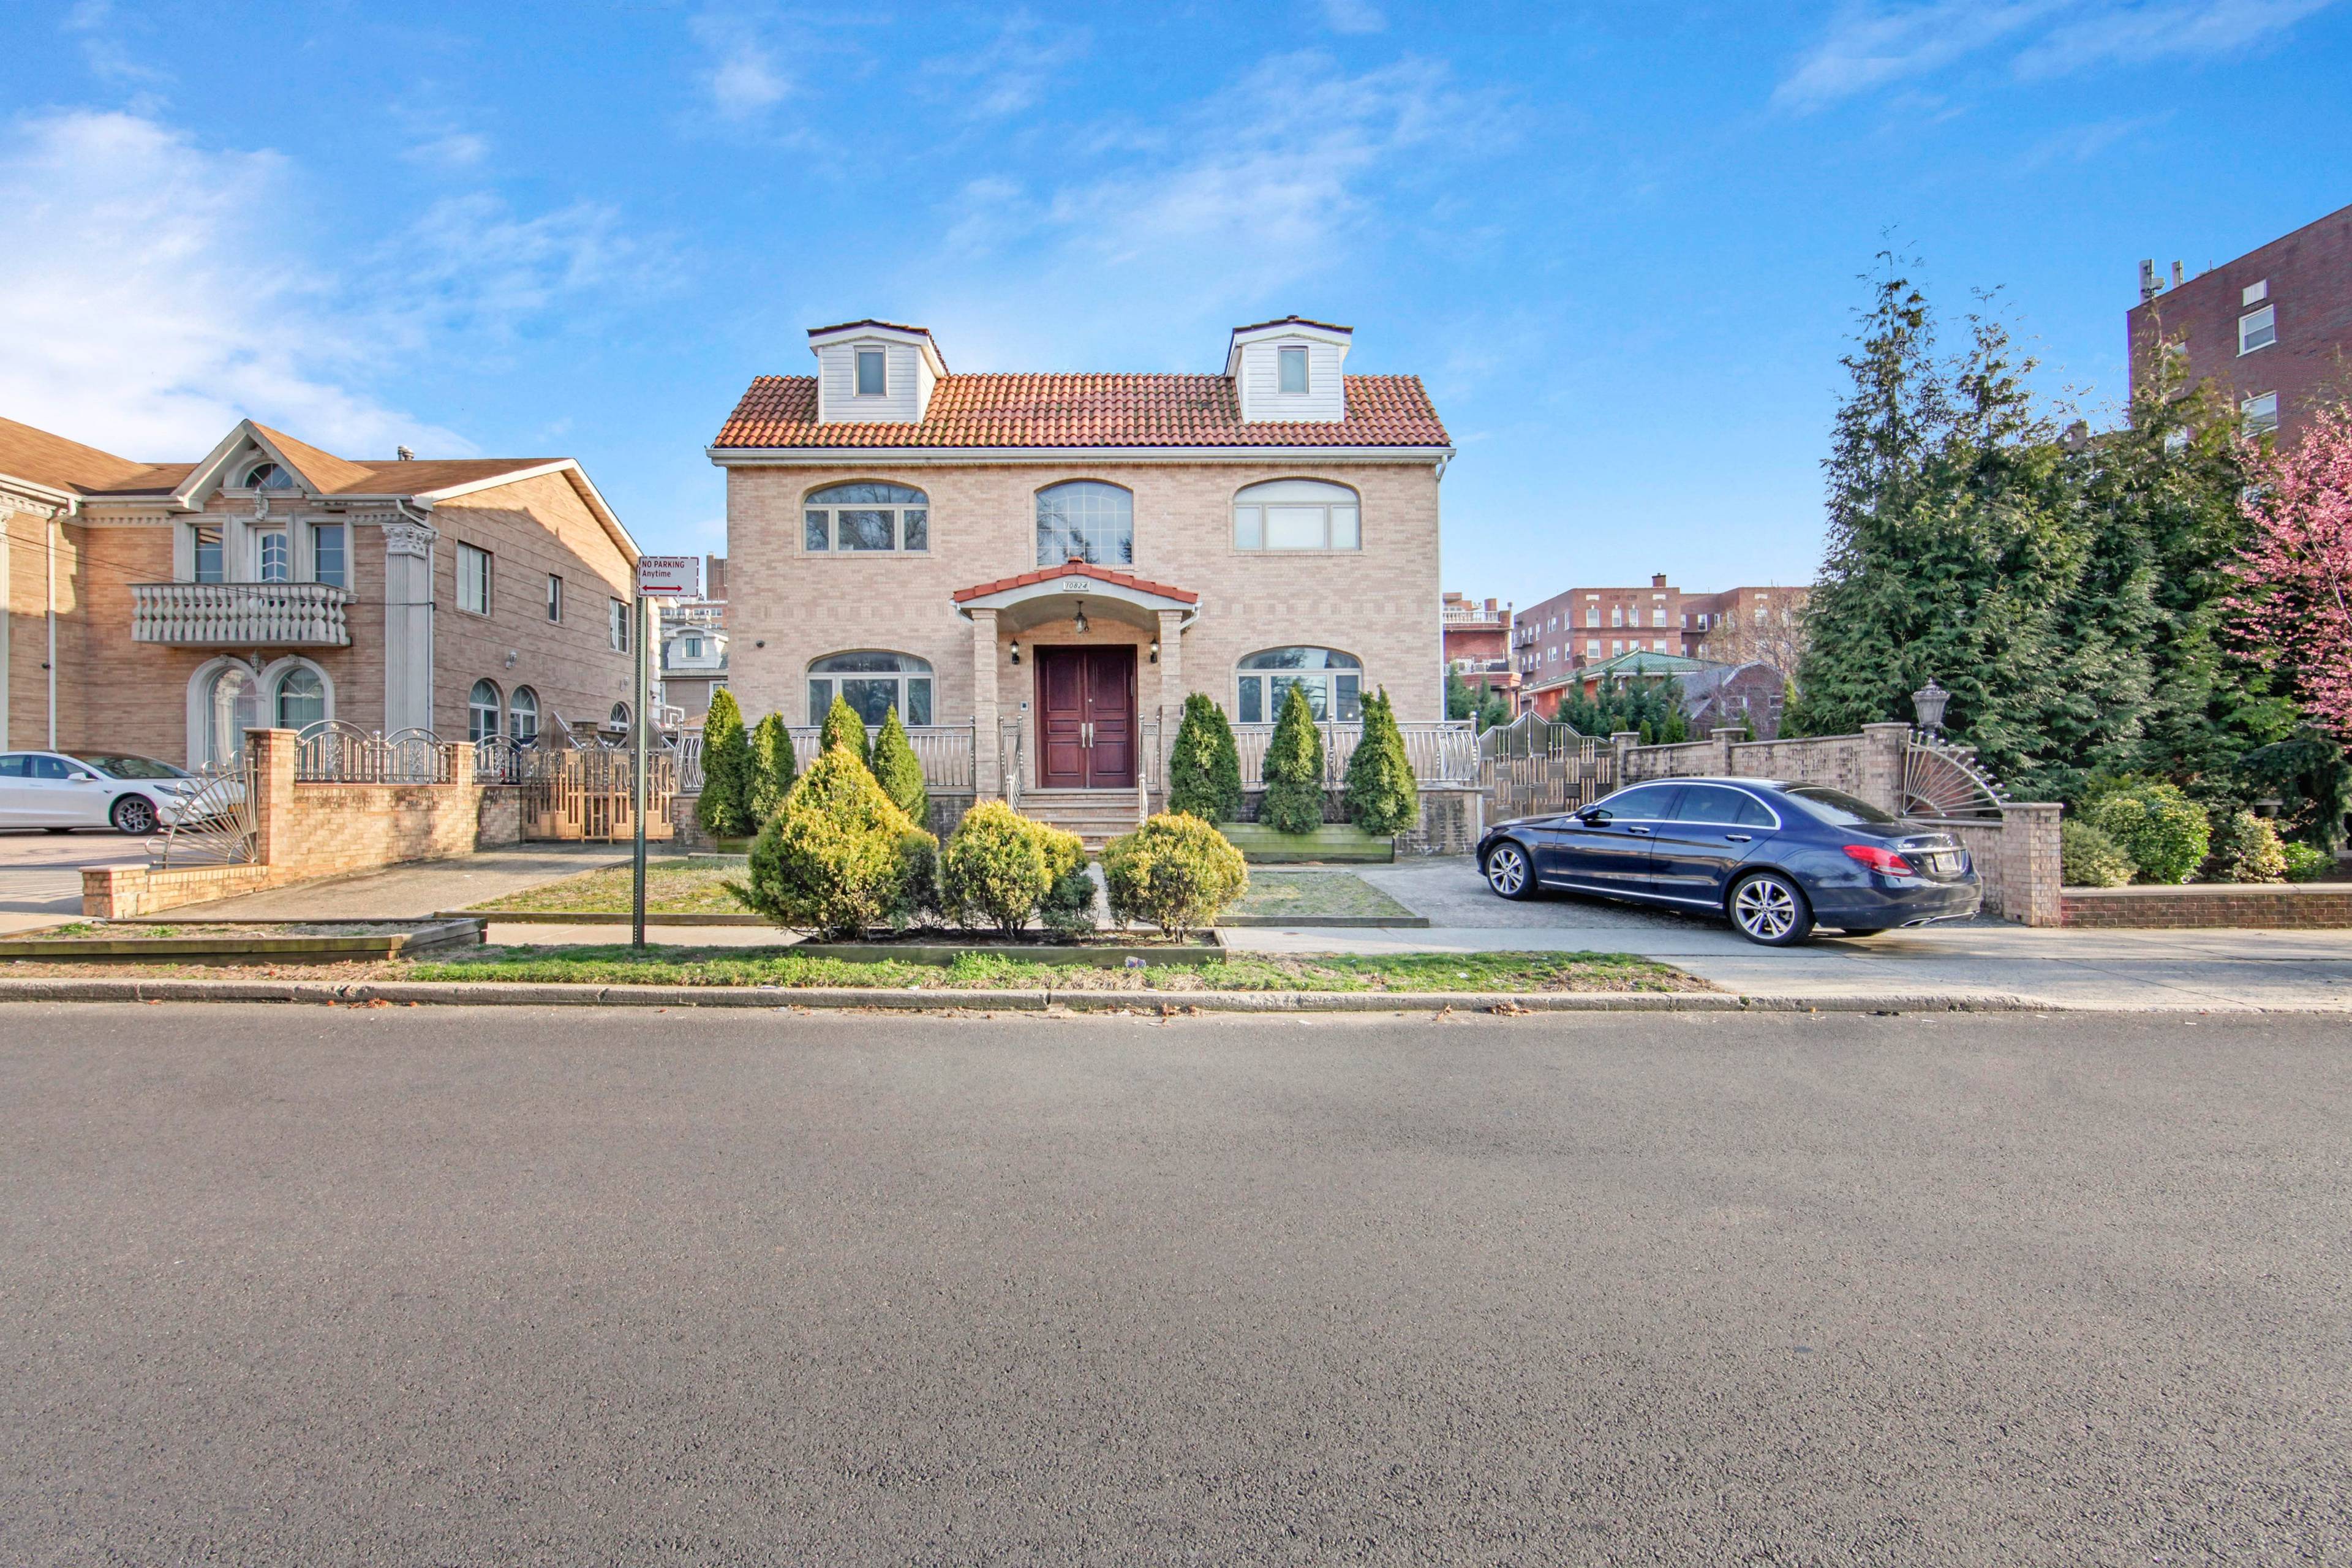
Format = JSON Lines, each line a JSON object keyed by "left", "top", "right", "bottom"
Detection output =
{"left": 2082, "top": 780, "right": 2210, "bottom": 885}
{"left": 1102, "top": 812, "right": 1248, "bottom": 939}
{"left": 941, "top": 801, "right": 1052, "bottom": 935}
{"left": 733, "top": 747, "right": 932, "bottom": 938}
{"left": 2281, "top": 842, "right": 2334, "bottom": 883}
{"left": 2059, "top": 818, "right": 2134, "bottom": 888}
{"left": 2209, "top": 809, "right": 2288, "bottom": 884}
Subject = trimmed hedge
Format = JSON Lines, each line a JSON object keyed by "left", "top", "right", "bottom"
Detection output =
{"left": 941, "top": 802, "right": 1090, "bottom": 936}
{"left": 2282, "top": 842, "right": 2334, "bottom": 883}
{"left": 1260, "top": 683, "right": 1326, "bottom": 835}
{"left": 2082, "top": 779, "right": 2210, "bottom": 885}
{"left": 1102, "top": 812, "right": 1248, "bottom": 938}
{"left": 732, "top": 747, "right": 933, "bottom": 938}
{"left": 1166, "top": 693, "right": 1243, "bottom": 821}
{"left": 2059, "top": 819, "right": 2134, "bottom": 888}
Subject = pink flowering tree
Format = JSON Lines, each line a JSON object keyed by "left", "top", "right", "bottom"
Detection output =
{"left": 2228, "top": 405, "right": 2352, "bottom": 741}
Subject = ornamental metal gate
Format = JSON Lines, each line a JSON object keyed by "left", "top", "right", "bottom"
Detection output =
{"left": 1477, "top": 713, "right": 1616, "bottom": 819}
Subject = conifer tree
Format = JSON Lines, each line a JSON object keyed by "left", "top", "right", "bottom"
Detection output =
{"left": 745, "top": 712, "right": 797, "bottom": 822}
{"left": 870, "top": 707, "right": 929, "bottom": 827}
{"left": 1166, "top": 692, "right": 1243, "bottom": 821}
{"left": 1259, "top": 684, "right": 1327, "bottom": 834}
{"left": 819, "top": 694, "right": 872, "bottom": 771}
{"left": 694, "top": 688, "right": 753, "bottom": 837}
{"left": 1342, "top": 688, "right": 1419, "bottom": 835}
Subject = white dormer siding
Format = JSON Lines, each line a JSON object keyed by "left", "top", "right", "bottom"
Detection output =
{"left": 1227, "top": 318, "right": 1351, "bottom": 423}
{"left": 809, "top": 322, "right": 947, "bottom": 424}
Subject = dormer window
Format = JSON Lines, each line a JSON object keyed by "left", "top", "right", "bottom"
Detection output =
{"left": 1279, "top": 346, "right": 1308, "bottom": 395}
{"left": 242, "top": 461, "right": 293, "bottom": 491}
{"left": 855, "top": 348, "right": 886, "bottom": 397}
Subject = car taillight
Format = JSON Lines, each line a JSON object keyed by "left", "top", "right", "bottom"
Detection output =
{"left": 1844, "top": 843, "right": 1917, "bottom": 876}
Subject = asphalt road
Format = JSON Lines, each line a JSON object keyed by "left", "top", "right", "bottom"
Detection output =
{"left": 4, "top": 1005, "right": 2347, "bottom": 1566}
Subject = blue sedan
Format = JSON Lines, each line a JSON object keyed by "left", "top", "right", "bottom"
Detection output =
{"left": 1474, "top": 778, "right": 1982, "bottom": 945}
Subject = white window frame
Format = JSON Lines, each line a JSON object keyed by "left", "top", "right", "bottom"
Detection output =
{"left": 804, "top": 482, "right": 930, "bottom": 554}
{"left": 1278, "top": 345, "right": 1309, "bottom": 395}
{"left": 2242, "top": 279, "right": 2269, "bottom": 306}
{"left": 1234, "top": 647, "right": 1362, "bottom": 725}
{"left": 256, "top": 527, "right": 292, "bottom": 584}
{"left": 2239, "top": 304, "right": 2277, "bottom": 355}
{"left": 854, "top": 347, "right": 887, "bottom": 398}
{"left": 1231, "top": 479, "right": 1360, "bottom": 554}
{"left": 456, "top": 543, "right": 492, "bottom": 616}
{"left": 2241, "top": 391, "right": 2280, "bottom": 436}
{"left": 807, "top": 651, "right": 934, "bottom": 726}
{"left": 309, "top": 521, "right": 347, "bottom": 589}
{"left": 510, "top": 685, "right": 540, "bottom": 747}
{"left": 609, "top": 597, "right": 630, "bottom": 652}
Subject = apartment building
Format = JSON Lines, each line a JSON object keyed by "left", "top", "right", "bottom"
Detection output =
{"left": 2129, "top": 201, "right": 2352, "bottom": 447}
{"left": 1512, "top": 574, "right": 1807, "bottom": 717}
{"left": 1441, "top": 592, "right": 1513, "bottom": 703}
{"left": 0, "top": 415, "right": 639, "bottom": 765}
{"left": 714, "top": 316, "right": 1449, "bottom": 802}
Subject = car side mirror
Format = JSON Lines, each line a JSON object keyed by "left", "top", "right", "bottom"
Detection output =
{"left": 1577, "top": 809, "right": 1609, "bottom": 826}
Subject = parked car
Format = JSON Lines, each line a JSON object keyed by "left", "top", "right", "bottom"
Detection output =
{"left": 0, "top": 751, "right": 205, "bottom": 835}
{"left": 1475, "top": 778, "right": 1982, "bottom": 946}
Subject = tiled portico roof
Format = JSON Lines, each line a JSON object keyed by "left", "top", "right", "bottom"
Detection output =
{"left": 713, "top": 374, "right": 1449, "bottom": 449}
{"left": 952, "top": 560, "right": 1199, "bottom": 605}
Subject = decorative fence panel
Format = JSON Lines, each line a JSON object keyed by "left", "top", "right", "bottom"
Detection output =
{"left": 147, "top": 751, "right": 261, "bottom": 869}
{"left": 294, "top": 721, "right": 457, "bottom": 784}
{"left": 520, "top": 750, "right": 676, "bottom": 842}
{"left": 1477, "top": 713, "right": 1618, "bottom": 819}
{"left": 1229, "top": 720, "right": 1479, "bottom": 789}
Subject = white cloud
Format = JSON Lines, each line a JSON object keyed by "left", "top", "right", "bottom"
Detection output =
{"left": 692, "top": 12, "right": 791, "bottom": 123}
{"left": 1322, "top": 0, "right": 1390, "bottom": 34}
{"left": 0, "top": 109, "right": 649, "bottom": 462}
{"left": 1774, "top": 0, "right": 2339, "bottom": 108}
{"left": 923, "top": 11, "right": 1090, "bottom": 119}
{"left": 62, "top": 0, "right": 168, "bottom": 86}
{"left": 402, "top": 129, "right": 491, "bottom": 169}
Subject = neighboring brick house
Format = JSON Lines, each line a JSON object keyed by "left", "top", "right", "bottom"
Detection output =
{"left": 711, "top": 317, "right": 1451, "bottom": 807}
{"left": 2128, "top": 202, "right": 2352, "bottom": 447}
{"left": 1441, "top": 592, "right": 1513, "bottom": 704}
{"left": 0, "top": 415, "right": 640, "bottom": 766}
{"left": 1512, "top": 575, "right": 1806, "bottom": 717}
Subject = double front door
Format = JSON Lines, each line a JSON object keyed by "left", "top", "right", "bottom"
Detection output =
{"left": 1036, "top": 646, "right": 1136, "bottom": 788}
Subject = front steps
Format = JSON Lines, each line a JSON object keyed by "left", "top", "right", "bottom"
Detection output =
{"left": 1017, "top": 789, "right": 1147, "bottom": 853}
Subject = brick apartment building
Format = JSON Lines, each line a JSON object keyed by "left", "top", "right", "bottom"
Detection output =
{"left": 2128, "top": 201, "right": 2352, "bottom": 447}
{"left": 1511, "top": 574, "right": 1807, "bottom": 717}
{"left": 0, "top": 415, "right": 641, "bottom": 769}
{"left": 1441, "top": 592, "right": 1513, "bottom": 705}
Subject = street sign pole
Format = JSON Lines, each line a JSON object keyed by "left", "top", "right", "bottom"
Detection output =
{"left": 631, "top": 590, "right": 649, "bottom": 950}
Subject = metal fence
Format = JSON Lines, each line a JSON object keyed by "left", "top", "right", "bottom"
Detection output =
{"left": 147, "top": 752, "right": 261, "bottom": 869}
{"left": 1229, "top": 719, "right": 1480, "bottom": 789}
{"left": 294, "top": 721, "right": 458, "bottom": 784}
{"left": 1476, "top": 712, "right": 1618, "bottom": 818}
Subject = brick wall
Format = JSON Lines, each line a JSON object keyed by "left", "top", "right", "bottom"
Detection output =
{"left": 2062, "top": 884, "right": 2352, "bottom": 928}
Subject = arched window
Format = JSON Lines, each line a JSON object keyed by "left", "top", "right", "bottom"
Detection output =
{"left": 804, "top": 481, "right": 929, "bottom": 553}
{"left": 202, "top": 665, "right": 261, "bottom": 768}
{"left": 1236, "top": 646, "right": 1361, "bottom": 724}
{"left": 609, "top": 702, "right": 631, "bottom": 731}
{"left": 468, "top": 679, "right": 502, "bottom": 744}
{"left": 807, "top": 651, "right": 933, "bottom": 726}
{"left": 274, "top": 665, "right": 326, "bottom": 730}
{"left": 1035, "top": 481, "right": 1133, "bottom": 566}
{"left": 1231, "top": 479, "right": 1359, "bottom": 552}
{"left": 242, "top": 461, "right": 295, "bottom": 491}
{"left": 510, "top": 687, "right": 540, "bottom": 747}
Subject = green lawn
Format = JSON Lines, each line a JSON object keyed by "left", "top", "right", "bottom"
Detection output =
{"left": 469, "top": 860, "right": 748, "bottom": 916}
{"left": 1227, "top": 870, "right": 1418, "bottom": 921}
{"left": 407, "top": 944, "right": 1703, "bottom": 993}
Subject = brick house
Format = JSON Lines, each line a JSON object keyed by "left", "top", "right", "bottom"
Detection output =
{"left": 2129, "top": 201, "right": 2352, "bottom": 447}
{"left": 1441, "top": 592, "right": 1513, "bottom": 704}
{"left": 711, "top": 317, "right": 1451, "bottom": 812}
{"left": 0, "top": 415, "right": 641, "bottom": 766}
{"left": 1512, "top": 575, "right": 1806, "bottom": 717}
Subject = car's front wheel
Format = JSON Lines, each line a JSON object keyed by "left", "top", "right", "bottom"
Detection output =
{"left": 1483, "top": 841, "right": 1537, "bottom": 900}
{"left": 111, "top": 795, "right": 157, "bottom": 835}
{"left": 1729, "top": 871, "right": 1814, "bottom": 946}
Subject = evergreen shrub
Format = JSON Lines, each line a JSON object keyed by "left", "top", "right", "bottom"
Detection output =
{"left": 2280, "top": 842, "right": 2333, "bottom": 883}
{"left": 2059, "top": 819, "right": 2135, "bottom": 888}
{"left": 732, "top": 747, "right": 933, "bottom": 938}
{"left": 2082, "top": 779, "right": 2211, "bottom": 884}
{"left": 694, "top": 688, "right": 753, "bottom": 838}
{"left": 745, "top": 713, "right": 797, "bottom": 823}
{"left": 819, "top": 695, "right": 871, "bottom": 770}
{"left": 2209, "top": 810, "right": 2287, "bottom": 884}
{"left": 941, "top": 801, "right": 1053, "bottom": 936}
{"left": 871, "top": 708, "right": 929, "bottom": 827}
{"left": 1166, "top": 693, "right": 1243, "bottom": 821}
{"left": 1341, "top": 687, "right": 1419, "bottom": 836}
{"left": 1101, "top": 813, "right": 1248, "bottom": 939}
{"left": 1259, "top": 684, "right": 1327, "bottom": 834}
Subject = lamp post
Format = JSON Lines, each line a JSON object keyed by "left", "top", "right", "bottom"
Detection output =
{"left": 1910, "top": 677, "right": 1950, "bottom": 737}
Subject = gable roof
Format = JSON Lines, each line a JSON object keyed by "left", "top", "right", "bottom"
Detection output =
{"left": 712, "top": 372, "right": 1449, "bottom": 451}
{"left": 0, "top": 415, "right": 151, "bottom": 496}
{"left": 951, "top": 559, "right": 1199, "bottom": 606}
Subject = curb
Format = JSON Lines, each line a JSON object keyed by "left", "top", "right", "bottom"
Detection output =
{"left": 0, "top": 976, "right": 2228, "bottom": 1013}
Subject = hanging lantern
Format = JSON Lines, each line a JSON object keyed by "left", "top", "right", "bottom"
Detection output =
{"left": 1911, "top": 677, "right": 1950, "bottom": 734}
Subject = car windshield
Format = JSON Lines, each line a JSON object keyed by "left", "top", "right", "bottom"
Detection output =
{"left": 72, "top": 753, "right": 189, "bottom": 780}
{"left": 1786, "top": 785, "right": 1899, "bottom": 826}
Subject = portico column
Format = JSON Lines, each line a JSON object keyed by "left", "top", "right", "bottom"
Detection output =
{"left": 1155, "top": 608, "right": 1186, "bottom": 760}
{"left": 970, "top": 608, "right": 1002, "bottom": 796}
{"left": 382, "top": 514, "right": 438, "bottom": 733}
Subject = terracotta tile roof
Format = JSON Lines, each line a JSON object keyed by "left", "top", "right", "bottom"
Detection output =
{"left": 713, "top": 373, "right": 1449, "bottom": 450}
{"left": 952, "top": 559, "right": 1199, "bottom": 605}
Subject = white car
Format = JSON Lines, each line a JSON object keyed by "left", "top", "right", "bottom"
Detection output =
{"left": 0, "top": 751, "right": 208, "bottom": 835}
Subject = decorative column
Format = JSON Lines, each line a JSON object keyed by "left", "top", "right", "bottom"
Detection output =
{"left": 381, "top": 513, "right": 438, "bottom": 734}
{"left": 1610, "top": 729, "right": 1640, "bottom": 782}
{"left": 1156, "top": 609, "right": 1186, "bottom": 778}
{"left": 970, "top": 608, "right": 1001, "bottom": 797}
{"left": 1860, "top": 722, "right": 1910, "bottom": 816}
{"left": 246, "top": 726, "right": 298, "bottom": 868}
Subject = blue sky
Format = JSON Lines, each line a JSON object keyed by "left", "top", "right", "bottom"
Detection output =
{"left": 2, "top": 1, "right": 2346, "bottom": 601}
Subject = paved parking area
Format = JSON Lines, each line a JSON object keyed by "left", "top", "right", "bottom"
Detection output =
{"left": 0, "top": 827, "right": 146, "bottom": 933}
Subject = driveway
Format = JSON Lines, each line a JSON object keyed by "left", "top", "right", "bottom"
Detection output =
{"left": 0, "top": 827, "right": 148, "bottom": 933}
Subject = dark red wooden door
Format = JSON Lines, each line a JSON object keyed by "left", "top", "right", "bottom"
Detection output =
{"left": 1035, "top": 646, "right": 1136, "bottom": 788}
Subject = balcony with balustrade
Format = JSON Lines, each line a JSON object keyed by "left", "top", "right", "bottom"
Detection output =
{"left": 130, "top": 581, "right": 353, "bottom": 647}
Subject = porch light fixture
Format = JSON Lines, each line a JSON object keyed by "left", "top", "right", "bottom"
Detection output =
{"left": 1072, "top": 601, "right": 1090, "bottom": 635}
{"left": 1149, "top": 638, "right": 1160, "bottom": 664}
{"left": 1009, "top": 640, "right": 1021, "bottom": 665}
{"left": 1911, "top": 677, "right": 1950, "bottom": 735}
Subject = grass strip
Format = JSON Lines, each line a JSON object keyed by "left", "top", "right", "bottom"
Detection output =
{"left": 406, "top": 944, "right": 1698, "bottom": 993}
{"left": 469, "top": 861, "right": 748, "bottom": 916}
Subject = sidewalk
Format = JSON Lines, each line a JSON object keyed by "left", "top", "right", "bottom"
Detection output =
{"left": 174, "top": 845, "right": 630, "bottom": 920}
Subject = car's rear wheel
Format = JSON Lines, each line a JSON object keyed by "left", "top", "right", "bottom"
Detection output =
{"left": 1729, "top": 871, "right": 1814, "bottom": 946}
{"left": 111, "top": 795, "right": 157, "bottom": 835}
{"left": 1483, "top": 841, "right": 1537, "bottom": 900}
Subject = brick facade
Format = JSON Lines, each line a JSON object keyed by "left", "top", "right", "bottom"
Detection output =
{"left": 2062, "top": 883, "right": 2352, "bottom": 929}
